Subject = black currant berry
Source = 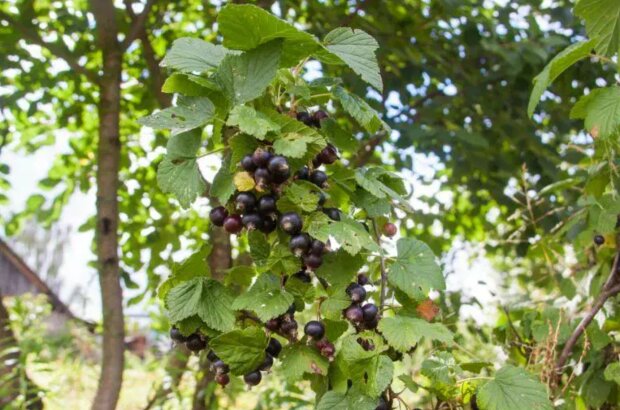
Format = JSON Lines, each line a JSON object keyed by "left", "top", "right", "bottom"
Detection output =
{"left": 345, "top": 305, "right": 364, "bottom": 322}
{"left": 323, "top": 207, "right": 341, "bottom": 221}
{"left": 383, "top": 222, "right": 398, "bottom": 237}
{"left": 296, "top": 166, "right": 310, "bottom": 180}
{"left": 280, "top": 319, "right": 298, "bottom": 334}
{"left": 252, "top": 148, "right": 272, "bottom": 167}
{"left": 241, "top": 154, "right": 257, "bottom": 172}
{"left": 471, "top": 394, "right": 479, "bottom": 410}
{"left": 170, "top": 327, "right": 187, "bottom": 343}
{"left": 242, "top": 213, "right": 264, "bottom": 231}
{"left": 234, "top": 192, "right": 257, "bottom": 213}
{"left": 309, "top": 170, "right": 328, "bottom": 188}
{"left": 319, "top": 341, "right": 335, "bottom": 358}
{"left": 304, "top": 320, "right": 325, "bottom": 339}
{"left": 258, "top": 354, "right": 274, "bottom": 371}
{"left": 293, "top": 270, "right": 312, "bottom": 283}
{"left": 244, "top": 370, "right": 262, "bottom": 386}
{"left": 254, "top": 167, "right": 272, "bottom": 191}
{"left": 309, "top": 239, "right": 325, "bottom": 256}
{"left": 289, "top": 234, "right": 311, "bottom": 256}
{"left": 296, "top": 111, "right": 313, "bottom": 126}
{"left": 357, "top": 273, "right": 369, "bottom": 286}
{"left": 314, "top": 110, "right": 329, "bottom": 123}
{"left": 317, "top": 192, "right": 327, "bottom": 207}
{"left": 317, "top": 144, "right": 338, "bottom": 165}
{"left": 365, "top": 316, "right": 379, "bottom": 330}
{"left": 375, "top": 397, "right": 390, "bottom": 410}
{"left": 303, "top": 253, "right": 323, "bottom": 270}
{"left": 212, "top": 360, "right": 230, "bottom": 374}
{"left": 362, "top": 303, "right": 379, "bottom": 322}
{"left": 209, "top": 206, "right": 228, "bottom": 227}
{"left": 280, "top": 212, "right": 303, "bottom": 235}
{"left": 287, "top": 304, "right": 296, "bottom": 315}
{"left": 346, "top": 283, "right": 367, "bottom": 303}
{"left": 266, "top": 338, "right": 283, "bottom": 357}
{"left": 215, "top": 373, "right": 230, "bottom": 387}
{"left": 257, "top": 195, "right": 277, "bottom": 215}
{"left": 223, "top": 214, "right": 243, "bottom": 234}
{"left": 259, "top": 216, "right": 277, "bottom": 233}
{"left": 268, "top": 155, "right": 290, "bottom": 177}
{"left": 594, "top": 235, "right": 605, "bottom": 246}
{"left": 207, "top": 350, "right": 219, "bottom": 362}
{"left": 185, "top": 334, "right": 207, "bottom": 352}
{"left": 265, "top": 318, "right": 281, "bottom": 332}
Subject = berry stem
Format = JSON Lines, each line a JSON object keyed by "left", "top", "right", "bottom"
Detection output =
{"left": 372, "top": 218, "right": 389, "bottom": 309}
{"left": 196, "top": 146, "right": 226, "bottom": 158}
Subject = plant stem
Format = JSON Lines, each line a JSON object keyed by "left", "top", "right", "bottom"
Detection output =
{"left": 196, "top": 147, "right": 226, "bottom": 158}
{"left": 371, "top": 218, "right": 389, "bottom": 308}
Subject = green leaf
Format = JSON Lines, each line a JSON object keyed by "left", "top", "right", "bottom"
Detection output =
{"left": 158, "top": 244, "right": 212, "bottom": 300}
{"left": 277, "top": 181, "right": 321, "bottom": 213}
{"left": 311, "top": 217, "right": 380, "bottom": 255}
{"left": 226, "top": 105, "right": 280, "bottom": 140}
{"left": 210, "top": 156, "right": 235, "bottom": 205}
{"left": 229, "top": 133, "right": 259, "bottom": 171}
{"left": 323, "top": 28, "right": 383, "bottom": 92}
{"left": 315, "top": 249, "right": 365, "bottom": 286}
{"left": 162, "top": 73, "right": 211, "bottom": 96}
{"left": 365, "top": 355, "right": 394, "bottom": 398}
{"left": 232, "top": 274, "right": 294, "bottom": 321}
{"left": 157, "top": 157, "right": 205, "bottom": 208}
{"left": 422, "top": 352, "right": 461, "bottom": 385}
{"left": 248, "top": 230, "right": 270, "bottom": 266}
{"left": 378, "top": 315, "right": 452, "bottom": 352}
{"left": 316, "top": 390, "right": 376, "bottom": 410}
{"left": 165, "top": 128, "right": 202, "bottom": 161}
{"left": 604, "top": 362, "right": 620, "bottom": 385}
{"left": 209, "top": 327, "right": 268, "bottom": 375}
{"left": 272, "top": 132, "right": 317, "bottom": 158}
{"left": 320, "top": 118, "right": 359, "bottom": 152}
{"left": 388, "top": 238, "right": 445, "bottom": 299}
{"left": 569, "top": 87, "right": 620, "bottom": 138}
{"left": 217, "top": 40, "right": 282, "bottom": 105}
{"left": 575, "top": 0, "right": 620, "bottom": 57}
{"left": 138, "top": 96, "right": 215, "bottom": 134}
{"left": 165, "top": 278, "right": 235, "bottom": 332}
{"left": 333, "top": 86, "right": 387, "bottom": 134}
{"left": 262, "top": 243, "right": 300, "bottom": 275}
{"left": 160, "top": 37, "right": 230, "bottom": 73}
{"left": 354, "top": 167, "right": 413, "bottom": 213}
{"left": 478, "top": 365, "right": 552, "bottom": 410}
{"left": 217, "top": 4, "right": 321, "bottom": 66}
{"left": 527, "top": 40, "right": 594, "bottom": 117}
{"left": 279, "top": 344, "right": 329, "bottom": 381}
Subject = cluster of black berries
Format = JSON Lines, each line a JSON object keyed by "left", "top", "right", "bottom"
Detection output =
{"left": 170, "top": 327, "right": 207, "bottom": 352}
{"left": 296, "top": 109, "right": 329, "bottom": 129}
{"left": 343, "top": 275, "right": 380, "bottom": 331}
{"left": 304, "top": 320, "right": 336, "bottom": 360}
{"left": 206, "top": 350, "right": 232, "bottom": 387}
{"left": 243, "top": 338, "right": 282, "bottom": 387}
{"left": 265, "top": 304, "right": 299, "bottom": 340}
{"left": 210, "top": 190, "right": 279, "bottom": 234}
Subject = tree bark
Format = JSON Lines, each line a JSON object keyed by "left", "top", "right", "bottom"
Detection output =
{"left": 90, "top": 1, "right": 125, "bottom": 409}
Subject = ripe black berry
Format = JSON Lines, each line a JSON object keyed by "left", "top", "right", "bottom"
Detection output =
{"left": 209, "top": 206, "right": 228, "bottom": 227}
{"left": 212, "top": 360, "right": 229, "bottom": 374}
{"left": 266, "top": 338, "right": 283, "bottom": 357}
{"left": 303, "top": 253, "right": 323, "bottom": 270}
{"left": 234, "top": 192, "right": 257, "bottom": 213}
{"left": 185, "top": 334, "right": 207, "bottom": 352}
{"left": 323, "top": 208, "right": 341, "bottom": 221}
{"left": 317, "top": 144, "right": 338, "bottom": 165}
{"left": 258, "top": 354, "right": 274, "bottom": 371}
{"left": 241, "top": 155, "right": 257, "bottom": 172}
{"left": 289, "top": 234, "right": 311, "bottom": 256}
{"left": 293, "top": 270, "right": 312, "bottom": 283}
{"left": 268, "top": 155, "right": 290, "bottom": 177}
{"left": 254, "top": 167, "right": 272, "bottom": 191}
{"left": 280, "top": 212, "right": 303, "bottom": 235}
{"left": 375, "top": 397, "right": 390, "bottom": 410}
{"left": 244, "top": 370, "right": 262, "bottom": 386}
{"left": 287, "top": 304, "right": 296, "bottom": 315}
{"left": 383, "top": 222, "right": 398, "bottom": 237}
{"left": 594, "top": 235, "right": 605, "bottom": 246}
{"left": 357, "top": 273, "right": 369, "bottom": 286}
{"left": 365, "top": 316, "right": 379, "bottom": 330}
{"left": 170, "top": 327, "right": 187, "bottom": 343}
{"left": 296, "top": 166, "right": 310, "bottom": 180}
{"left": 296, "top": 111, "right": 313, "bottom": 126}
{"left": 280, "top": 319, "right": 298, "bottom": 334}
{"left": 309, "top": 239, "right": 325, "bottom": 256}
{"left": 215, "top": 372, "right": 230, "bottom": 387}
{"left": 345, "top": 305, "right": 364, "bottom": 322}
{"left": 265, "top": 318, "right": 281, "bottom": 331}
{"left": 314, "top": 110, "right": 329, "bottom": 123}
{"left": 207, "top": 350, "right": 219, "bottom": 362}
{"left": 242, "top": 213, "right": 263, "bottom": 231}
{"left": 252, "top": 148, "right": 272, "bottom": 167}
{"left": 318, "top": 340, "right": 335, "bottom": 358}
{"left": 304, "top": 320, "right": 325, "bottom": 339}
{"left": 309, "top": 170, "right": 328, "bottom": 188}
{"left": 257, "top": 195, "right": 277, "bottom": 215}
{"left": 362, "top": 303, "right": 379, "bottom": 322}
{"left": 223, "top": 214, "right": 243, "bottom": 234}
{"left": 346, "top": 283, "right": 367, "bottom": 303}
{"left": 259, "top": 216, "right": 277, "bottom": 233}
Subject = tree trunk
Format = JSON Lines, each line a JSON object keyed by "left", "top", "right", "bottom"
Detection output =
{"left": 90, "top": 1, "right": 125, "bottom": 409}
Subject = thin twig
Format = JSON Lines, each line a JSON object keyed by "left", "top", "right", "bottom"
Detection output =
{"left": 121, "top": 0, "right": 157, "bottom": 51}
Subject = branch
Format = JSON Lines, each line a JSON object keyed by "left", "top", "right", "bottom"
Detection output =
{"left": 121, "top": 0, "right": 157, "bottom": 51}
{"left": 0, "top": 10, "right": 99, "bottom": 84}
{"left": 555, "top": 252, "right": 620, "bottom": 374}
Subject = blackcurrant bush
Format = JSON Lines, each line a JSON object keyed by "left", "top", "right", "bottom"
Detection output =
{"left": 207, "top": 350, "right": 219, "bottom": 362}
{"left": 170, "top": 327, "right": 187, "bottom": 343}
{"left": 309, "top": 170, "right": 328, "bottom": 188}
{"left": 266, "top": 338, "right": 283, "bottom": 357}
{"left": 185, "top": 334, "right": 207, "bottom": 352}
{"left": 258, "top": 354, "right": 274, "bottom": 371}
{"left": 252, "top": 148, "right": 272, "bottom": 167}
{"left": 241, "top": 154, "right": 257, "bottom": 172}
{"left": 323, "top": 207, "right": 341, "bottom": 221}
{"left": 223, "top": 214, "right": 243, "bottom": 234}
{"left": 346, "top": 283, "right": 367, "bottom": 303}
{"left": 293, "top": 270, "right": 312, "bottom": 283}
{"left": 362, "top": 303, "right": 379, "bottom": 322}
{"left": 383, "top": 222, "right": 398, "bottom": 237}
{"left": 289, "top": 233, "right": 311, "bottom": 256}
{"left": 303, "top": 253, "right": 323, "bottom": 270}
{"left": 317, "top": 144, "right": 338, "bottom": 165}
{"left": 265, "top": 318, "right": 281, "bottom": 331}
{"left": 309, "top": 239, "right": 325, "bottom": 256}
{"left": 267, "top": 155, "right": 290, "bottom": 177}
{"left": 345, "top": 305, "right": 364, "bottom": 322}
{"left": 357, "top": 273, "right": 369, "bottom": 286}
{"left": 279, "top": 212, "right": 303, "bottom": 235}
{"left": 243, "top": 370, "right": 262, "bottom": 386}
{"left": 212, "top": 360, "right": 229, "bottom": 374}
{"left": 594, "top": 235, "right": 605, "bottom": 245}
{"left": 209, "top": 206, "right": 228, "bottom": 227}
{"left": 304, "top": 320, "right": 325, "bottom": 340}
{"left": 215, "top": 373, "right": 230, "bottom": 387}
{"left": 242, "top": 213, "right": 264, "bottom": 231}
{"left": 257, "top": 195, "right": 277, "bottom": 215}
{"left": 296, "top": 166, "right": 310, "bottom": 180}
{"left": 234, "top": 192, "right": 257, "bottom": 213}
{"left": 296, "top": 111, "right": 312, "bottom": 124}
{"left": 259, "top": 216, "right": 277, "bottom": 234}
